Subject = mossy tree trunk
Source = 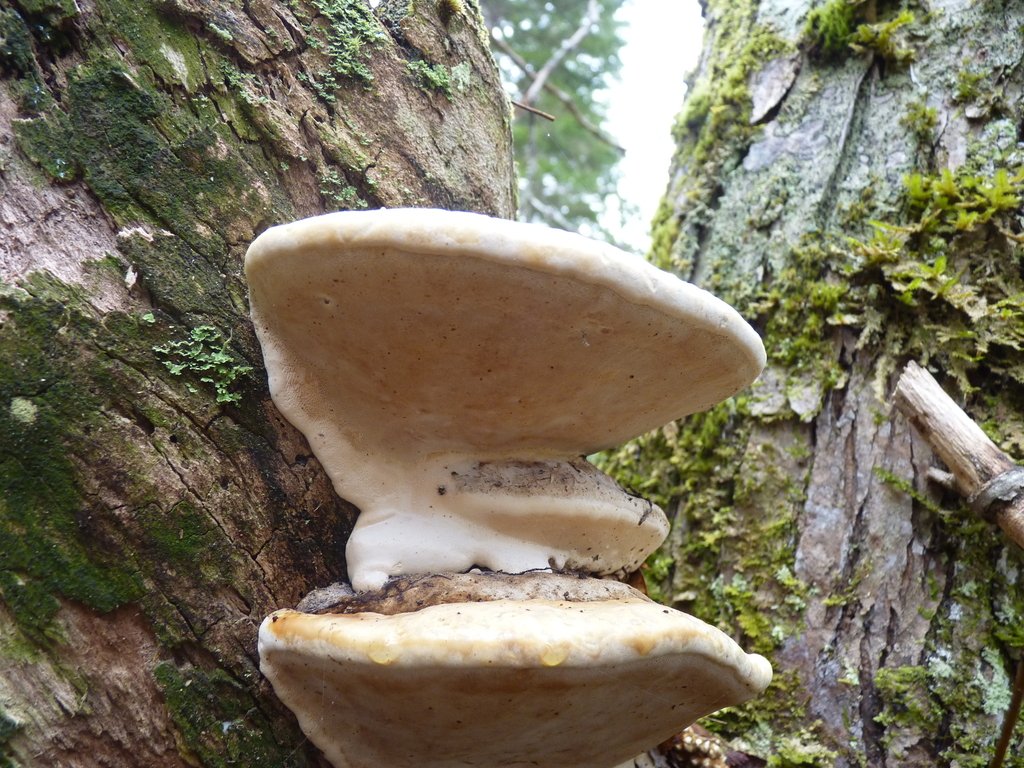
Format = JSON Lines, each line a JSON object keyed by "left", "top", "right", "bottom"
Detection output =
{"left": 0, "top": 0, "right": 513, "bottom": 764}
{"left": 603, "top": 1, "right": 1024, "bottom": 765}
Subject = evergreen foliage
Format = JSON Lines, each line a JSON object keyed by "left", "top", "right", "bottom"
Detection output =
{"left": 481, "top": 0, "right": 629, "bottom": 240}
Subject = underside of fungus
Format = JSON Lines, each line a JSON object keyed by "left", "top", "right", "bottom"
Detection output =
{"left": 245, "top": 209, "right": 772, "bottom": 768}
{"left": 260, "top": 574, "right": 772, "bottom": 768}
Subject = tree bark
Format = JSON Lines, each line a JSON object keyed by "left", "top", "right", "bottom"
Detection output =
{"left": 605, "top": 1, "right": 1024, "bottom": 766}
{"left": 0, "top": 1, "right": 513, "bottom": 764}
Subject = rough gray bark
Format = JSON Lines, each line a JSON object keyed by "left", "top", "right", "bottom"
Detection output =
{"left": 0, "top": 0, "right": 514, "bottom": 764}
{"left": 603, "top": 1, "right": 1024, "bottom": 766}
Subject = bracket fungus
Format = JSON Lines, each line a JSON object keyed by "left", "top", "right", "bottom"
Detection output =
{"left": 246, "top": 209, "right": 772, "bottom": 768}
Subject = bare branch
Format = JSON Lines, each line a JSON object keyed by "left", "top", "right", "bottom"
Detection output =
{"left": 893, "top": 360, "right": 1024, "bottom": 548}
{"left": 511, "top": 100, "right": 556, "bottom": 121}
{"left": 990, "top": 656, "right": 1024, "bottom": 768}
{"left": 522, "top": 0, "right": 600, "bottom": 106}
{"left": 522, "top": 194, "right": 576, "bottom": 232}
{"left": 490, "top": 34, "right": 626, "bottom": 153}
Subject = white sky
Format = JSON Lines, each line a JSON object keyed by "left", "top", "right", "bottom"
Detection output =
{"left": 603, "top": 0, "right": 705, "bottom": 253}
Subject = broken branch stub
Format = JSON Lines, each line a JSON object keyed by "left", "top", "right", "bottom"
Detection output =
{"left": 893, "top": 360, "right": 1024, "bottom": 548}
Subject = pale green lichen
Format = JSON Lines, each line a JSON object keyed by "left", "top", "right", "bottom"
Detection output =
{"left": 450, "top": 60, "right": 472, "bottom": 92}
{"left": 8, "top": 397, "right": 38, "bottom": 425}
{"left": 977, "top": 647, "right": 1012, "bottom": 717}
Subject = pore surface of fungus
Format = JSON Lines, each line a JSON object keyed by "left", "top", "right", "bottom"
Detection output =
{"left": 245, "top": 209, "right": 766, "bottom": 591}
{"left": 259, "top": 589, "right": 772, "bottom": 768}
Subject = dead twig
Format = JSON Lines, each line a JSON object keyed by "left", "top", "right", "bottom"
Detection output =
{"left": 990, "top": 655, "right": 1023, "bottom": 768}
{"left": 893, "top": 360, "right": 1024, "bottom": 548}
{"left": 510, "top": 100, "right": 555, "bottom": 121}
{"left": 521, "top": 0, "right": 600, "bottom": 106}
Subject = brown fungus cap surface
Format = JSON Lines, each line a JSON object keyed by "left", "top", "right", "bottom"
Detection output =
{"left": 258, "top": 598, "right": 773, "bottom": 768}
{"left": 245, "top": 209, "right": 766, "bottom": 590}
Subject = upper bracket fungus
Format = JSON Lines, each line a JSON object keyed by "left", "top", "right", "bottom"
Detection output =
{"left": 246, "top": 209, "right": 772, "bottom": 768}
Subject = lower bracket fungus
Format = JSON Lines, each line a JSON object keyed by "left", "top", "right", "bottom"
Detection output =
{"left": 246, "top": 209, "right": 772, "bottom": 768}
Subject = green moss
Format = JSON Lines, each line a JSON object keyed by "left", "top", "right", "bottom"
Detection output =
{"left": 848, "top": 10, "right": 915, "bottom": 63}
{"left": 874, "top": 467, "right": 943, "bottom": 515}
{"left": 0, "top": 270, "right": 263, "bottom": 652}
{"left": 677, "top": 81, "right": 712, "bottom": 133}
{"left": 136, "top": 502, "right": 225, "bottom": 573}
{"left": 901, "top": 98, "right": 938, "bottom": 148}
{"left": 0, "top": 281, "right": 146, "bottom": 644}
{"left": 113, "top": 234, "right": 238, "bottom": 323}
{"left": 648, "top": 195, "right": 682, "bottom": 274}
{"left": 92, "top": 0, "right": 203, "bottom": 90}
{"left": 767, "top": 729, "right": 839, "bottom": 766}
{"left": 803, "top": 0, "right": 860, "bottom": 59}
{"left": 601, "top": 394, "right": 811, "bottom": 685}
{"left": 154, "top": 662, "right": 313, "bottom": 767}
{"left": 712, "top": 669, "right": 817, "bottom": 754}
{"left": 803, "top": 2, "right": 915, "bottom": 64}
{"left": 847, "top": 165, "right": 1024, "bottom": 392}
{"left": 13, "top": 0, "right": 77, "bottom": 26}
{"left": 643, "top": 3, "right": 1024, "bottom": 763}
{"left": 11, "top": 109, "right": 77, "bottom": 181}
{"left": 955, "top": 65, "right": 987, "bottom": 103}
{"left": 437, "top": 0, "right": 464, "bottom": 24}
{"left": 0, "top": 7, "right": 38, "bottom": 79}
{"left": 751, "top": 242, "right": 847, "bottom": 390}
{"left": 301, "top": 0, "right": 386, "bottom": 100}
{"left": 874, "top": 665, "right": 941, "bottom": 731}
{"left": 681, "top": 24, "right": 791, "bottom": 168}
{"left": 863, "top": 497, "right": 1024, "bottom": 764}
{"left": 407, "top": 58, "right": 453, "bottom": 97}
{"left": 12, "top": 50, "right": 283, "bottom": 263}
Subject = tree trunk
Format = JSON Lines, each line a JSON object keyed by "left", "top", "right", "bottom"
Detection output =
{"left": 605, "top": 1, "right": 1024, "bottom": 765}
{"left": 0, "top": 0, "right": 513, "bottom": 764}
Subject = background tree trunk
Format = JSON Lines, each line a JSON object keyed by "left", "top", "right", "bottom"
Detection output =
{"left": 0, "top": 0, "right": 513, "bottom": 764}
{"left": 604, "top": 1, "right": 1024, "bottom": 765}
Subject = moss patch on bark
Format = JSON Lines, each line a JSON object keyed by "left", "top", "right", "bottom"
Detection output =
{"left": 614, "top": 0, "right": 1024, "bottom": 763}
